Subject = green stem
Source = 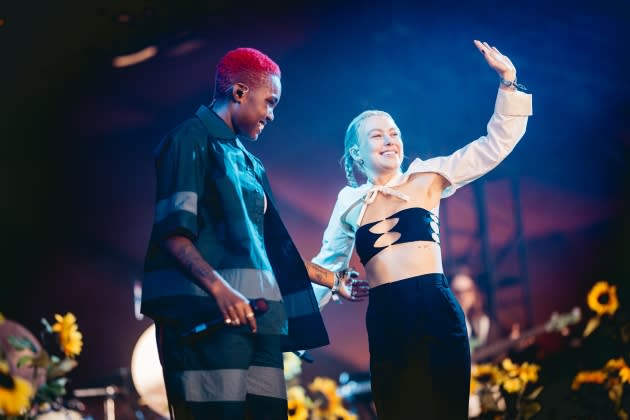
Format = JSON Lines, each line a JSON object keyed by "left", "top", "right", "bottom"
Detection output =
{"left": 515, "top": 386, "right": 525, "bottom": 420}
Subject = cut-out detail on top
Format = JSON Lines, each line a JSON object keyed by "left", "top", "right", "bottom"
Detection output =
{"left": 373, "top": 231, "right": 402, "bottom": 248}
{"left": 369, "top": 218, "right": 400, "bottom": 234}
{"left": 355, "top": 207, "right": 440, "bottom": 265}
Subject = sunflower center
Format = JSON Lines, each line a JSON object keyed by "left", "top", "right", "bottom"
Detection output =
{"left": 598, "top": 292, "right": 610, "bottom": 305}
{"left": 0, "top": 371, "right": 16, "bottom": 390}
{"left": 477, "top": 373, "right": 493, "bottom": 383}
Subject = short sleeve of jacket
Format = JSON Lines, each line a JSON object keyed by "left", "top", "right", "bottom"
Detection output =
{"left": 151, "top": 120, "right": 208, "bottom": 242}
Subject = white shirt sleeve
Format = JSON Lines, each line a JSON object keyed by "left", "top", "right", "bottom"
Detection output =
{"left": 406, "top": 88, "right": 533, "bottom": 198}
{"left": 311, "top": 187, "right": 357, "bottom": 308}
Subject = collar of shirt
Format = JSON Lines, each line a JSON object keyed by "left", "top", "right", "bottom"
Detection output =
{"left": 195, "top": 105, "right": 261, "bottom": 173}
{"left": 195, "top": 105, "right": 236, "bottom": 141}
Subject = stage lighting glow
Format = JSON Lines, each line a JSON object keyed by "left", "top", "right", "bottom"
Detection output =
{"left": 116, "top": 14, "right": 131, "bottom": 23}
{"left": 167, "top": 39, "right": 205, "bottom": 57}
{"left": 112, "top": 45, "right": 158, "bottom": 68}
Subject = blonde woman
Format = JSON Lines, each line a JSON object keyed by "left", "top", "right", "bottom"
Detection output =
{"left": 313, "top": 40, "right": 533, "bottom": 419}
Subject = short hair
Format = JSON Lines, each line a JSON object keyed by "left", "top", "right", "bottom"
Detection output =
{"left": 213, "top": 48, "right": 281, "bottom": 100}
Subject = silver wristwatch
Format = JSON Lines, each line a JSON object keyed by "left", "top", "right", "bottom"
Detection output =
{"left": 499, "top": 77, "right": 527, "bottom": 91}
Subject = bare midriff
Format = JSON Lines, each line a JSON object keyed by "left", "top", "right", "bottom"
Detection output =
{"left": 358, "top": 172, "right": 446, "bottom": 288}
{"left": 363, "top": 240, "right": 443, "bottom": 288}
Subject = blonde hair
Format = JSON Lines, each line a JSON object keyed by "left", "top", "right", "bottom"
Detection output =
{"left": 342, "top": 110, "right": 394, "bottom": 187}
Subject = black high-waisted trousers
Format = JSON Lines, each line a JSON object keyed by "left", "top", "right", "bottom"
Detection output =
{"left": 366, "top": 273, "right": 470, "bottom": 419}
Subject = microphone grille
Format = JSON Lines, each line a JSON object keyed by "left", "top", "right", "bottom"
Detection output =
{"left": 252, "top": 298, "right": 269, "bottom": 315}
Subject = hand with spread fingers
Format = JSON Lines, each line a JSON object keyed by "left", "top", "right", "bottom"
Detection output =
{"left": 473, "top": 40, "right": 517, "bottom": 85}
{"left": 336, "top": 269, "right": 370, "bottom": 302}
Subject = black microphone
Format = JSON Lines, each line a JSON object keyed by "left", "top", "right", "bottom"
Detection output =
{"left": 181, "top": 298, "right": 269, "bottom": 338}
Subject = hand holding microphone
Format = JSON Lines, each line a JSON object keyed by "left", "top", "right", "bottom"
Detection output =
{"left": 181, "top": 298, "right": 269, "bottom": 339}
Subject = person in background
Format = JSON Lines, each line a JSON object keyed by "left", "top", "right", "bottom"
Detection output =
{"left": 450, "top": 268, "right": 510, "bottom": 359}
{"left": 451, "top": 268, "right": 538, "bottom": 363}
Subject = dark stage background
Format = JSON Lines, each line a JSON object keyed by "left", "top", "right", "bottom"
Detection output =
{"left": 1, "top": 0, "right": 629, "bottom": 417}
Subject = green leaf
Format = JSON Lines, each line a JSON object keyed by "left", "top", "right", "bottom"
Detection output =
{"left": 44, "top": 379, "right": 67, "bottom": 397}
{"left": 48, "top": 358, "right": 78, "bottom": 379}
{"left": 583, "top": 316, "right": 601, "bottom": 337}
{"left": 36, "top": 386, "right": 56, "bottom": 403}
{"left": 41, "top": 317, "right": 54, "bottom": 333}
{"left": 521, "top": 401, "right": 542, "bottom": 419}
{"left": 16, "top": 355, "right": 33, "bottom": 368}
{"left": 526, "top": 386, "right": 544, "bottom": 400}
{"left": 37, "top": 381, "right": 67, "bottom": 400}
{"left": 53, "top": 377, "right": 68, "bottom": 387}
{"left": 7, "top": 335, "right": 36, "bottom": 352}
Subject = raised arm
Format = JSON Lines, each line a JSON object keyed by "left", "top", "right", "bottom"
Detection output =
{"left": 417, "top": 40, "right": 533, "bottom": 197}
{"left": 473, "top": 39, "right": 520, "bottom": 93}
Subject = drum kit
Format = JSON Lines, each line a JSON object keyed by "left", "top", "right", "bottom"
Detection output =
{"left": 70, "top": 324, "right": 170, "bottom": 420}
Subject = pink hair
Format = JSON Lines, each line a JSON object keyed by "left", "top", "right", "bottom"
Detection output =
{"left": 214, "top": 48, "right": 281, "bottom": 99}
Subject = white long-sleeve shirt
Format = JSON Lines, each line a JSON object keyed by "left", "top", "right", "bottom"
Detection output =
{"left": 312, "top": 88, "right": 533, "bottom": 307}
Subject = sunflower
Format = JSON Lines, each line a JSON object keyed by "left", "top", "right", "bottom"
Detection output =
{"left": 472, "top": 364, "right": 501, "bottom": 385}
{"left": 587, "top": 281, "right": 619, "bottom": 316}
{"left": 52, "top": 312, "right": 83, "bottom": 357}
{"left": 518, "top": 362, "right": 541, "bottom": 383}
{"left": 501, "top": 358, "right": 518, "bottom": 373}
{"left": 604, "top": 358, "right": 628, "bottom": 371}
{"left": 309, "top": 377, "right": 341, "bottom": 406}
{"left": 0, "top": 361, "right": 34, "bottom": 416}
{"left": 309, "top": 377, "right": 343, "bottom": 417}
{"left": 502, "top": 377, "right": 524, "bottom": 394}
{"left": 470, "top": 376, "right": 479, "bottom": 394}
{"left": 287, "top": 386, "right": 309, "bottom": 420}
{"left": 330, "top": 404, "right": 358, "bottom": 420}
{"left": 571, "top": 370, "right": 607, "bottom": 390}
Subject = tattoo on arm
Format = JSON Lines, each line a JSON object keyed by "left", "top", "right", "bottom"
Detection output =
{"left": 162, "top": 236, "right": 217, "bottom": 291}
{"left": 305, "top": 261, "right": 333, "bottom": 288}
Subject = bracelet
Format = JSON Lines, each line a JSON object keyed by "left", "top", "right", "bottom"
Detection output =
{"left": 499, "top": 77, "right": 527, "bottom": 91}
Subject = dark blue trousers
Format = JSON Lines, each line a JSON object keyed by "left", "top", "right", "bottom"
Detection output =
{"left": 366, "top": 273, "right": 471, "bottom": 419}
{"left": 155, "top": 301, "right": 288, "bottom": 420}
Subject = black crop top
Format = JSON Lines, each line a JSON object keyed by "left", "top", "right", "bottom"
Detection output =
{"left": 355, "top": 207, "right": 440, "bottom": 266}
